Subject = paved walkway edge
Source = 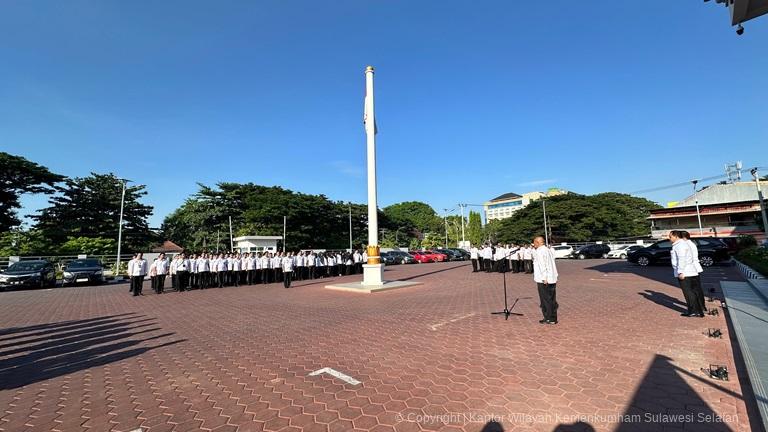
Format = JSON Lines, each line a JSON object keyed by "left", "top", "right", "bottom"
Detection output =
{"left": 721, "top": 280, "right": 768, "bottom": 432}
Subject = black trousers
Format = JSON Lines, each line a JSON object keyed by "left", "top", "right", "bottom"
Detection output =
{"left": 171, "top": 274, "right": 178, "bottom": 289}
{"left": 478, "top": 257, "right": 485, "bottom": 271}
{"left": 680, "top": 276, "right": 704, "bottom": 315}
{"left": 537, "top": 283, "right": 558, "bottom": 321}
{"left": 217, "top": 271, "right": 225, "bottom": 287}
{"left": 308, "top": 266, "right": 315, "bottom": 279}
{"left": 524, "top": 260, "right": 533, "bottom": 273}
{"left": 471, "top": 259, "right": 478, "bottom": 272}
{"left": 131, "top": 276, "right": 143, "bottom": 296}
{"left": 283, "top": 271, "right": 292, "bottom": 288}
{"left": 156, "top": 274, "right": 166, "bottom": 293}
{"left": 177, "top": 271, "right": 188, "bottom": 291}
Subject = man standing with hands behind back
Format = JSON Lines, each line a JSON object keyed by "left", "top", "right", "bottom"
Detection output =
{"left": 532, "top": 236, "right": 559, "bottom": 325}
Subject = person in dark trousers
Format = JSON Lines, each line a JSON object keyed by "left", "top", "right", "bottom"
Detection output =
{"left": 532, "top": 236, "right": 559, "bottom": 324}
{"left": 680, "top": 231, "right": 706, "bottom": 312}
{"left": 128, "top": 253, "right": 147, "bottom": 296}
{"left": 470, "top": 245, "right": 479, "bottom": 272}
{"left": 670, "top": 230, "right": 704, "bottom": 317}
{"left": 176, "top": 253, "right": 189, "bottom": 292}
{"left": 282, "top": 252, "right": 294, "bottom": 288}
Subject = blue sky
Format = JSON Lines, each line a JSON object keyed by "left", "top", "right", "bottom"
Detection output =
{"left": 1, "top": 1, "right": 766, "bottom": 228}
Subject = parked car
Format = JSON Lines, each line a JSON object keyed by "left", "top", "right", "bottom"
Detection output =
{"left": 570, "top": 244, "right": 611, "bottom": 259}
{"left": 434, "top": 248, "right": 465, "bottom": 261}
{"left": 62, "top": 259, "right": 105, "bottom": 286}
{"left": 606, "top": 245, "right": 646, "bottom": 259}
{"left": 380, "top": 252, "right": 397, "bottom": 265}
{"left": 0, "top": 260, "right": 57, "bottom": 291}
{"left": 424, "top": 250, "right": 449, "bottom": 262}
{"left": 448, "top": 248, "right": 471, "bottom": 260}
{"left": 410, "top": 251, "right": 434, "bottom": 263}
{"left": 627, "top": 237, "right": 730, "bottom": 267}
{"left": 551, "top": 245, "right": 574, "bottom": 259}
{"left": 387, "top": 251, "right": 416, "bottom": 264}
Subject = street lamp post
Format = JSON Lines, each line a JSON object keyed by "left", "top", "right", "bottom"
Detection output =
{"left": 751, "top": 168, "right": 768, "bottom": 238}
{"left": 115, "top": 178, "right": 131, "bottom": 277}
{"left": 692, "top": 180, "right": 704, "bottom": 235}
{"left": 458, "top": 204, "right": 466, "bottom": 247}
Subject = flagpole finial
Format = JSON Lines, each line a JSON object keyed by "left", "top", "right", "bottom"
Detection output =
{"left": 365, "top": 65, "right": 375, "bottom": 73}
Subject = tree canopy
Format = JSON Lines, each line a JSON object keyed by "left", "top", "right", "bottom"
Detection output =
{"left": 31, "top": 173, "right": 155, "bottom": 252}
{"left": 162, "top": 183, "right": 388, "bottom": 251}
{"left": 494, "top": 192, "right": 661, "bottom": 244}
{"left": 0, "top": 152, "right": 64, "bottom": 232}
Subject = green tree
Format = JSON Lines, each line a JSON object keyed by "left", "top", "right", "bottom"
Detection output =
{"left": 32, "top": 173, "right": 156, "bottom": 252}
{"left": 383, "top": 202, "right": 442, "bottom": 233}
{"left": 58, "top": 237, "right": 117, "bottom": 255}
{"left": 467, "top": 211, "right": 483, "bottom": 246}
{"left": 495, "top": 193, "right": 661, "bottom": 243}
{"left": 0, "top": 229, "right": 54, "bottom": 256}
{"left": 0, "top": 152, "right": 64, "bottom": 232}
{"left": 162, "top": 183, "right": 384, "bottom": 251}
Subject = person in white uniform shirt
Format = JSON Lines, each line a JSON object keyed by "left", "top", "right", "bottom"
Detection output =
{"left": 308, "top": 252, "right": 316, "bottom": 279}
{"left": 176, "top": 253, "right": 190, "bottom": 292}
{"left": 282, "top": 252, "right": 294, "bottom": 288}
{"left": 469, "top": 245, "right": 479, "bottom": 273}
{"left": 128, "top": 253, "right": 147, "bottom": 296}
{"left": 523, "top": 245, "right": 534, "bottom": 274}
{"left": 670, "top": 230, "right": 704, "bottom": 317}
{"left": 154, "top": 253, "right": 168, "bottom": 294}
{"left": 680, "top": 231, "right": 706, "bottom": 313}
{"left": 260, "top": 253, "right": 271, "bottom": 284}
{"left": 294, "top": 252, "right": 305, "bottom": 281}
{"left": 532, "top": 236, "right": 559, "bottom": 324}
{"left": 197, "top": 253, "right": 210, "bottom": 289}
{"left": 215, "top": 254, "right": 227, "bottom": 288}
{"left": 188, "top": 254, "right": 198, "bottom": 289}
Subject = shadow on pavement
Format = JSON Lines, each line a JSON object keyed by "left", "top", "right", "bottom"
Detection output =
{"left": 637, "top": 290, "right": 688, "bottom": 314}
{"left": 584, "top": 260, "right": 679, "bottom": 287}
{"left": 0, "top": 313, "right": 185, "bottom": 390}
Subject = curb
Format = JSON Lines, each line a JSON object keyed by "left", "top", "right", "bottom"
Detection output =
{"left": 733, "top": 258, "right": 766, "bottom": 280}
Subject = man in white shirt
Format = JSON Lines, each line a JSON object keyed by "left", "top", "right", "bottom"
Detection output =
{"left": 216, "top": 254, "right": 227, "bottom": 288}
{"left": 155, "top": 253, "right": 168, "bottom": 294}
{"left": 308, "top": 252, "right": 316, "bottom": 279}
{"left": 128, "top": 253, "right": 147, "bottom": 296}
{"left": 670, "top": 230, "right": 704, "bottom": 317}
{"left": 198, "top": 253, "right": 210, "bottom": 289}
{"left": 680, "top": 231, "right": 706, "bottom": 313}
{"left": 533, "top": 236, "right": 559, "bottom": 324}
{"left": 523, "top": 245, "right": 534, "bottom": 274}
{"left": 176, "top": 253, "right": 190, "bottom": 292}
{"left": 260, "top": 253, "right": 271, "bottom": 284}
{"left": 282, "top": 252, "right": 294, "bottom": 288}
{"left": 469, "top": 245, "right": 479, "bottom": 273}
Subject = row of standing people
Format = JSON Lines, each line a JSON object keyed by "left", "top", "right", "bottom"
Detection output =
{"left": 127, "top": 250, "right": 368, "bottom": 295}
{"left": 468, "top": 244, "right": 537, "bottom": 274}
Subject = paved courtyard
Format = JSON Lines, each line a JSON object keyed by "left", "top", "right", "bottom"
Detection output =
{"left": 0, "top": 259, "right": 761, "bottom": 432}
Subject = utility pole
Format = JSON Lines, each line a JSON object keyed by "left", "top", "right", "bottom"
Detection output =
{"left": 692, "top": 180, "right": 704, "bottom": 236}
{"left": 542, "top": 198, "right": 549, "bottom": 246}
{"left": 458, "top": 204, "right": 466, "bottom": 247}
{"left": 751, "top": 168, "right": 768, "bottom": 238}
{"left": 115, "top": 178, "right": 131, "bottom": 276}
{"left": 348, "top": 203, "right": 353, "bottom": 252}
{"left": 283, "top": 216, "right": 287, "bottom": 253}
{"left": 228, "top": 216, "right": 234, "bottom": 251}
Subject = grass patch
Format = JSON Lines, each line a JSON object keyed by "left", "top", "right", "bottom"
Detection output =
{"left": 737, "top": 246, "right": 768, "bottom": 277}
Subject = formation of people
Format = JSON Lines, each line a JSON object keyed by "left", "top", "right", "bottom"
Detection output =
{"left": 126, "top": 249, "right": 368, "bottom": 296}
{"left": 468, "top": 243, "right": 537, "bottom": 274}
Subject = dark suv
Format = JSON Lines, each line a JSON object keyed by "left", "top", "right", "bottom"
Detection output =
{"left": 571, "top": 244, "right": 611, "bottom": 259}
{"left": 627, "top": 237, "right": 730, "bottom": 267}
{"left": 0, "top": 260, "right": 57, "bottom": 291}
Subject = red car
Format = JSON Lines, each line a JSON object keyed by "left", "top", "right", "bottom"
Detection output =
{"left": 409, "top": 251, "right": 434, "bottom": 263}
{"left": 424, "top": 250, "right": 449, "bottom": 262}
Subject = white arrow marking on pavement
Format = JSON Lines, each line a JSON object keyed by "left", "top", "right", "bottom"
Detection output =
{"left": 429, "top": 312, "right": 476, "bottom": 331}
{"left": 308, "top": 367, "right": 361, "bottom": 385}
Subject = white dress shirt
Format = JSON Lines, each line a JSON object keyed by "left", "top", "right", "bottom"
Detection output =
{"left": 533, "top": 245, "right": 558, "bottom": 284}
{"left": 672, "top": 240, "right": 699, "bottom": 278}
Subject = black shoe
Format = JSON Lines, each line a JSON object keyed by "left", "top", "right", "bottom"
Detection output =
{"left": 539, "top": 319, "right": 548, "bottom": 324}
{"left": 694, "top": 313, "right": 705, "bottom": 318}
{"left": 546, "top": 320, "right": 558, "bottom": 325}
{"left": 681, "top": 313, "right": 692, "bottom": 317}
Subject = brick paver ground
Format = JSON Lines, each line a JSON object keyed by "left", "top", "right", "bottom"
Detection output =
{"left": 0, "top": 259, "right": 761, "bottom": 432}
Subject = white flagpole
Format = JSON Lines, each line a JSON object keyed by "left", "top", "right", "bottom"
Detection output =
{"left": 365, "top": 66, "right": 378, "bottom": 249}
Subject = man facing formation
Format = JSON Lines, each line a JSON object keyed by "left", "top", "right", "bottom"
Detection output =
{"left": 670, "top": 230, "right": 705, "bottom": 317}
{"left": 532, "top": 236, "right": 559, "bottom": 325}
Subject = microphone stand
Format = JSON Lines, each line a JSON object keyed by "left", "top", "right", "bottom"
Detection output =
{"left": 491, "top": 250, "right": 524, "bottom": 320}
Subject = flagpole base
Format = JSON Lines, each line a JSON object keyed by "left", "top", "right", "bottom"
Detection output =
{"left": 362, "top": 264, "right": 385, "bottom": 286}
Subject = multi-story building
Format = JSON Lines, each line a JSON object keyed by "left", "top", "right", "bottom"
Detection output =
{"left": 484, "top": 188, "right": 567, "bottom": 222}
{"left": 648, "top": 182, "right": 766, "bottom": 242}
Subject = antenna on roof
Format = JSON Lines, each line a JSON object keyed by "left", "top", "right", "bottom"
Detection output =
{"left": 724, "top": 161, "right": 742, "bottom": 183}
